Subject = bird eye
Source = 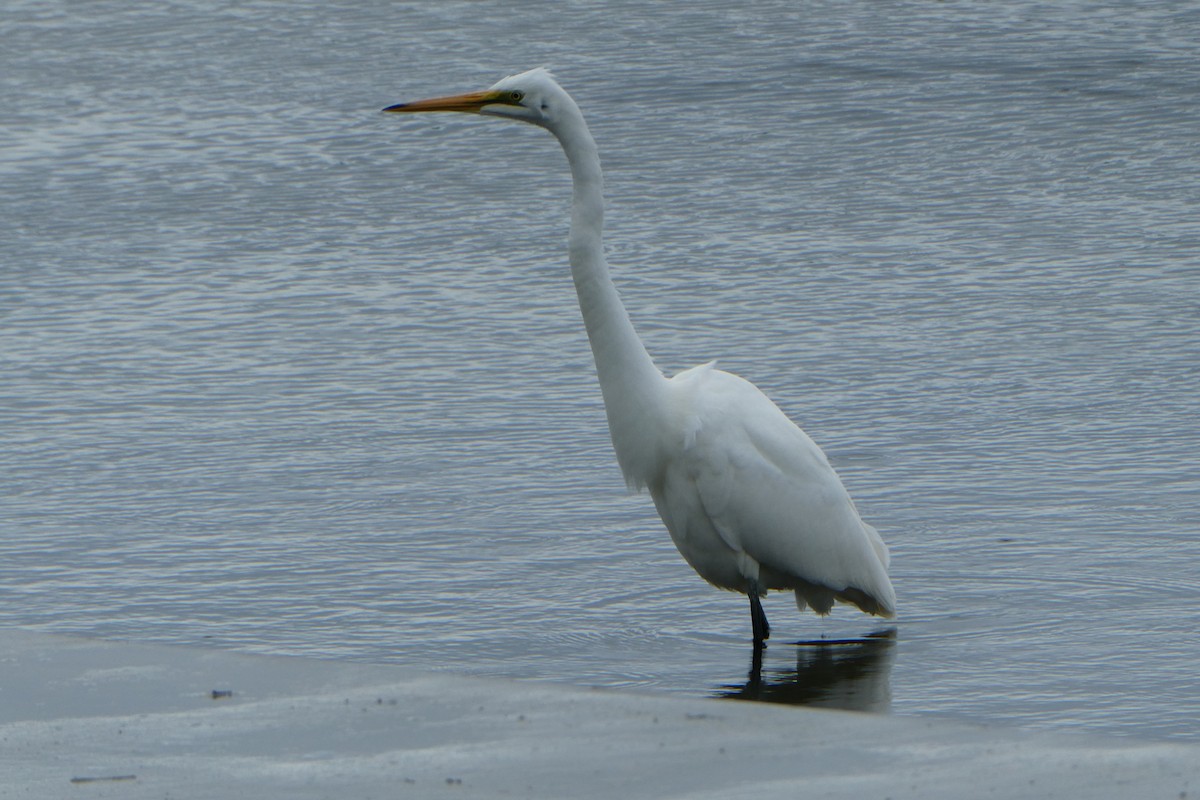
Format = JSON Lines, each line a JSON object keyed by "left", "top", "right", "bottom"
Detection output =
{"left": 509, "top": 90, "right": 524, "bottom": 103}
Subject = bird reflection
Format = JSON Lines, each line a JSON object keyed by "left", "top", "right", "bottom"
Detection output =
{"left": 715, "top": 628, "right": 896, "bottom": 713}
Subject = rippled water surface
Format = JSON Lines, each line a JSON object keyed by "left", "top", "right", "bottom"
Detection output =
{"left": 3, "top": 1, "right": 1198, "bottom": 741}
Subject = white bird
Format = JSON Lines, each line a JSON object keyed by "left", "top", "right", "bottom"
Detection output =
{"left": 384, "top": 68, "right": 895, "bottom": 644}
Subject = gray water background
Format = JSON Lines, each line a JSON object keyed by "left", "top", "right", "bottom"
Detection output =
{"left": 3, "top": 1, "right": 1198, "bottom": 740}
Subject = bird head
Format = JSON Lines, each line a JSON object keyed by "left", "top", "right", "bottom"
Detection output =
{"left": 383, "top": 68, "right": 568, "bottom": 130}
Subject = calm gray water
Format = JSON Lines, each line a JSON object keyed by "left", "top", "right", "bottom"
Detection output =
{"left": 3, "top": 1, "right": 1198, "bottom": 741}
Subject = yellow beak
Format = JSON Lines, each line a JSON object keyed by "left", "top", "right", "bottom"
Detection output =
{"left": 383, "top": 90, "right": 505, "bottom": 114}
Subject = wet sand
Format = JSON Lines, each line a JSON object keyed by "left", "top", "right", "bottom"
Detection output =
{"left": 2, "top": 628, "right": 1195, "bottom": 799}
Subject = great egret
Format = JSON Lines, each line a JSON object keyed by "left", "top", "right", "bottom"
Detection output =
{"left": 384, "top": 68, "right": 895, "bottom": 644}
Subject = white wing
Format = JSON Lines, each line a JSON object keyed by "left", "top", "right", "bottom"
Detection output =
{"left": 657, "top": 363, "right": 895, "bottom": 617}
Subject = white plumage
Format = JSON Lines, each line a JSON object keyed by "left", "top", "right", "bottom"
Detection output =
{"left": 385, "top": 68, "right": 895, "bottom": 643}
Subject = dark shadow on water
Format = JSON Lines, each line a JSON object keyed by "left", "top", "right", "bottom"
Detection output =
{"left": 713, "top": 628, "right": 897, "bottom": 713}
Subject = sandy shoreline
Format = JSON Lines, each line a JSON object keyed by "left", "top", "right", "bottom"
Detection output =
{"left": 2, "top": 628, "right": 1195, "bottom": 798}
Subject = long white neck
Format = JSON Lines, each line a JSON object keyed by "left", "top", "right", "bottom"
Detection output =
{"left": 549, "top": 107, "right": 667, "bottom": 488}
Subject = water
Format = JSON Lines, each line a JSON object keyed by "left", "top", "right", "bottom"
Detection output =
{"left": 3, "top": 1, "right": 1198, "bottom": 741}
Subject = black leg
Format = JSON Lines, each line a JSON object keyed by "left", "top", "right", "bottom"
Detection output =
{"left": 749, "top": 588, "right": 770, "bottom": 645}
{"left": 748, "top": 635, "right": 764, "bottom": 683}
